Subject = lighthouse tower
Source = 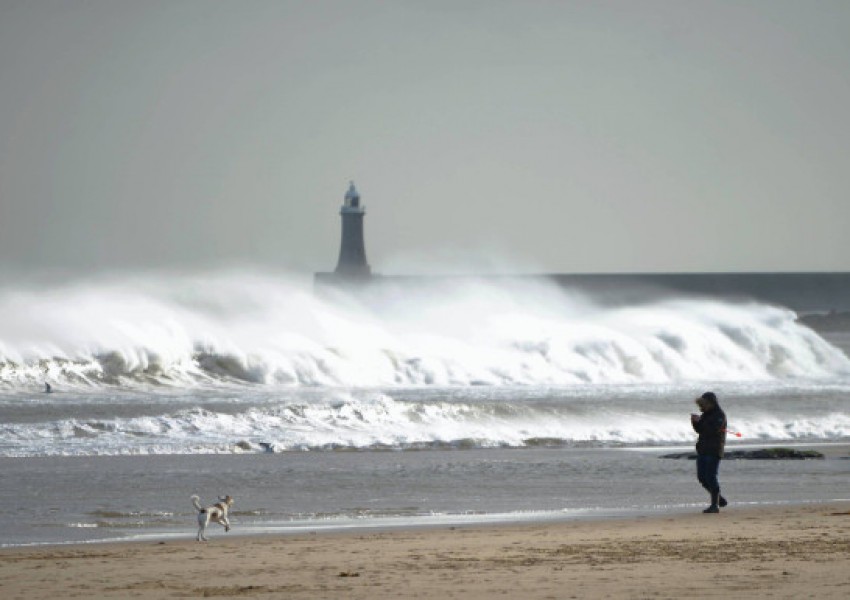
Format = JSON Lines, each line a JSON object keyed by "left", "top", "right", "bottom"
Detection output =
{"left": 333, "top": 181, "right": 371, "bottom": 278}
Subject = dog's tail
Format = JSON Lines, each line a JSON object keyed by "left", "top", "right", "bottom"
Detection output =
{"left": 191, "top": 494, "right": 203, "bottom": 512}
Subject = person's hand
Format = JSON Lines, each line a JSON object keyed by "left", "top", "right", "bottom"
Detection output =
{"left": 691, "top": 413, "right": 700, "bottom": 424}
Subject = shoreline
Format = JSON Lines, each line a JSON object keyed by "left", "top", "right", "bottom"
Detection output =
{"left": 2, "top": 442, "right": 848, "bottom": 549}
{"left": 4, "top": 495, "right": 849, "bottom": 552}
{"left": 2, "top": 501, "right": 848, "bottom": 599}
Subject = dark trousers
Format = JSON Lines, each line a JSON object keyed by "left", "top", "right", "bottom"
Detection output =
{"left": 696, "top": 454, "right": 721, "bottom": 495}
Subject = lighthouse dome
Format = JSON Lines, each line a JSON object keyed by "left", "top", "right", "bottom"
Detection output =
{"left": 344, "top": 181, "right": 360, "bottom": 204}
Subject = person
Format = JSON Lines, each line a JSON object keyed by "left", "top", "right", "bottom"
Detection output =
{"left": 691, "top": 391, "right": 728, "bottom": 513}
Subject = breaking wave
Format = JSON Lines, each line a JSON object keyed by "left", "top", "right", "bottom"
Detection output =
{"left": 1, "top": 270, "right": 848, "bottom": 390}
{"left": 3, "top": 391, "right": 849, "bottom": 457}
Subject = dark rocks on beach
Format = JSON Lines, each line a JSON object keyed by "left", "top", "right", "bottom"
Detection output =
{"left": 660, "top": 448, "right": 825, "bottom": 460}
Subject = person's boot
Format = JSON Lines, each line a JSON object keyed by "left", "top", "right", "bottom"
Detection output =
{"left": 719, "top": 494, "right": 728, "bottom": 508}
{"left": 703, "top": 491, "right": 720, "bottom": 513}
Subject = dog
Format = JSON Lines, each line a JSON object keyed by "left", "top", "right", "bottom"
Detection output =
{"left": 191, "top": 494, "right": 234, "bottom": 541}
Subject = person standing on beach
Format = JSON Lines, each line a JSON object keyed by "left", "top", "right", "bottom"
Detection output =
{"left": 691, "top": 391, "right": 728, "bottom": 513}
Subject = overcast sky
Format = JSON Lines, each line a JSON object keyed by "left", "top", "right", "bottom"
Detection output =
{"left": 1, "top": 0, "right": 848, "bottom": 276}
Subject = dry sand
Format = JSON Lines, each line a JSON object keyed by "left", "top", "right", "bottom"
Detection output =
{"left": 1, "top": 502, "right": 849, "bottom": 599}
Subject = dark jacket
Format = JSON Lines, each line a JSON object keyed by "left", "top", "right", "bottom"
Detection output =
{"left": 693, "top": 405, "right": 727, "bottom": 458}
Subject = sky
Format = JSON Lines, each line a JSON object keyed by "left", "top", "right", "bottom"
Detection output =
{"left": 1, "top": 0, "right": 849, "bottom": 276}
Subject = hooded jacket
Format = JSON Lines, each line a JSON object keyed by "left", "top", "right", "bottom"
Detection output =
{"left": 692, "top": 404, "right": 727, "bottom": 458}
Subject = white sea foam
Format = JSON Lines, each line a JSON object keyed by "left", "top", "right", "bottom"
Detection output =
{"left": 1, "top": 270, "right": 848, "bottom": 389}
{"left": 2, "top": 391, "right": 848, "bottom": 457}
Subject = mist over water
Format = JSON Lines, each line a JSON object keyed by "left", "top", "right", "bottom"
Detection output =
{"left": 1, "top": 270, "right": 848, "bottom": 457}
{"left": 1, "top": 270, "right": 847, "bottom": 389}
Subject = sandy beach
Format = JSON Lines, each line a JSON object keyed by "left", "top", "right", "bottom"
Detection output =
{"left": 1, "top": 502, "right": 848, "bottom": 600}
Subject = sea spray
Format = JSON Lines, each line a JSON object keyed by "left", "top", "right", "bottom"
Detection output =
{"left": 1, "top": 270, "right": 848, "bottom": 389}
{"left": 2, "top": 388, "right": 849, "bottom": 457}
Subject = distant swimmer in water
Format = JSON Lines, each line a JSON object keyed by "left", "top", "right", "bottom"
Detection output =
{"left": 44, "top": 382, "right": 52, "bottom": 393}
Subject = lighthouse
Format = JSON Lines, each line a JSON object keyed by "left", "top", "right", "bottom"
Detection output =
{"left": 334, "top": 181, "right": 371, "bottom": 277}
{"left": 315, "top": 182, "right": 373, "bottom": 287}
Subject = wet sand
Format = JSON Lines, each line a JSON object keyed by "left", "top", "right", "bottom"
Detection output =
{"left": 1, "top": 502, "right": 849, "bottom": 599}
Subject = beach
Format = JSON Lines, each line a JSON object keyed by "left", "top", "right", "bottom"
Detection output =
{"left": 1, "top": 502, "right": 848, "bottom": 599}
{"left": 4, "top": 0, "right": 850, "bottom": 595}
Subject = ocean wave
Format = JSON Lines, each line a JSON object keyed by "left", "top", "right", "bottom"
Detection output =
{"left": 1, "top": 271, "right": 848, "bottom": 390}
{"left": 2, "top": 393, "right": 848, "bottom": 457}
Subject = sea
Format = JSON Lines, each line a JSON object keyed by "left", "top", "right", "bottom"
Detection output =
{"left": 1, "top": 270, "right": 848, "bottom": 547}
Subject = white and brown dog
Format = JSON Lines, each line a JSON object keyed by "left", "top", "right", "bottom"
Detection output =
{"left": 191, "top": 494, "right": 234, "bottom": 541}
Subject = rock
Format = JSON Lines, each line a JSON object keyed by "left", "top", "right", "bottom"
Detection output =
{"left": 659, "top": 452, "right": 698, "bottom": 459}
{"left": 725, "top": 448, "right": 824, "bottom": 460}
{"left": 660, "top": 448, "right": 824, "bottom": 460}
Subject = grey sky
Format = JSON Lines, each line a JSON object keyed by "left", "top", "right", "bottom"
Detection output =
{"left": 1, "top": 0, "right": 848, "bottom": 275}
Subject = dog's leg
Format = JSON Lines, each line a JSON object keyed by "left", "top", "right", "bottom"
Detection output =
{"left": 221, "top": 515, "right": 231, "bottom": 532}
{"left": 197, "top": 513, "right": 209, "bottom": 542}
